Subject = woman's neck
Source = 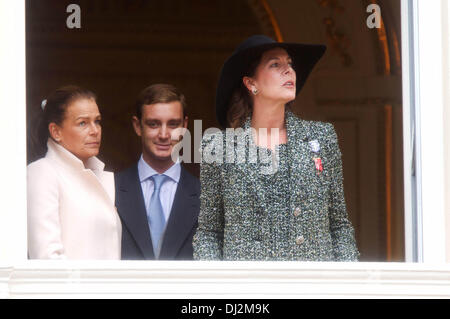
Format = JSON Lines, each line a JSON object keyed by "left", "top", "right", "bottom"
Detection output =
{"left": 251, "top": 100, "right": 286, "bottom": 130}
{"left": 250, "top": 100, "right": 287, "bottom": 149}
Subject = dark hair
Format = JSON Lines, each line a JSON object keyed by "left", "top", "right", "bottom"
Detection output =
{"left": 226, "top": 50, "right": 262, "bottom": 129}
{"left": 30, "top": 85, "right": 96, "bottom": 159}
{"left": 135, "top": 83, "right": 187, "bottom": 120}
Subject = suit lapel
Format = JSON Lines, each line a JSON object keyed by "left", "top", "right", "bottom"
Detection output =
{"left": 285, "top": 111, "right": 311, "bottom": 204}
{"left": 233, "top": 119, "right": 268, "bottom": 206}
{"left": 159, "top": 168, "right": 199, "bottom": 259}
{"left": 286, "top": 111, "right": 327, "bottom": 204}
{"left": 116, "top": 165, "right": 155, "bottom": 259}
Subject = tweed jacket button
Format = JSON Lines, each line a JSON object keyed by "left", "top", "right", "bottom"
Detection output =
{"left": 296, "top": 236, "right": 305, "bottom": 245}
{"left": 293, "top": 207, "right": 301, "bottom": 217}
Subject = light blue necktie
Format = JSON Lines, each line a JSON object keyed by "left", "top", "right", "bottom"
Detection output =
{"left": 148, "top": 174, "right": 168, "bottom": 257}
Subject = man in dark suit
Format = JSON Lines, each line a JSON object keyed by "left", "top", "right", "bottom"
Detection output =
{"left": 115, "top": 84, "right": 200, "bottom": 260}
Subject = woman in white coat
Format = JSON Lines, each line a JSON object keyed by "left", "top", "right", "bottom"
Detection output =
{"left": 27, "top": 85, "right": 122, "bottom": 259}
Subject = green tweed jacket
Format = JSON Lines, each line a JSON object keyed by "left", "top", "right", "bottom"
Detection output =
{"left": 193, "top": 110, "right": 359, "bottom": 261}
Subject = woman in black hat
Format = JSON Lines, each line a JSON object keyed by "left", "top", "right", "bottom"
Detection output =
{"left": 193, "top": 35, "right": 359, "bottom": 261}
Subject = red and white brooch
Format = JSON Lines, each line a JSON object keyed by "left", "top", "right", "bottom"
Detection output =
{"left": 313, "top": 157, "right": 323, "bottom": 174}
{"left": 309, "top": 140, "right": 323, "bottom": 174}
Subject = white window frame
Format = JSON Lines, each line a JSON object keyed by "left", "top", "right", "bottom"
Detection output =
{"left": 0, "top": 0, "right": 27, "bottom": 262}
{"left": 402, "top": 0, "right": 448, "bottom": 263}
{"left": 0, "top": 0, "right": 449, "bottom": 298}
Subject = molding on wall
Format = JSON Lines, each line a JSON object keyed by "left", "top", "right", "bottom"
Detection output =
{"left": 1, "top": 262, "right": 450, "bottom": 298}
{"left": 247, "top": 0, "right": 282, "bottom": 40}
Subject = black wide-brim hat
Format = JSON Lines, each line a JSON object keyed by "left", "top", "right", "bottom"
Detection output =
{"left": 215, "top": 35, "right": 326, "bottom": 128}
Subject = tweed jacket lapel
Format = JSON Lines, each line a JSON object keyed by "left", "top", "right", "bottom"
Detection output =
{"left": 285, "top": 111, "right": 312, "bottom": 205}
{"left": 233, "top": 117, "right": 267, "bottom": 206}
{"left": 285, "top": 111, "right": 329, "bottom": 205}
{"left": 234, "top": 110, "right": 318, "bottom": 208}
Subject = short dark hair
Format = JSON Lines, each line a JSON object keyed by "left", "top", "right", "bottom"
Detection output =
{"left": 135, "top": 84, "right": 187, "bottom": 120}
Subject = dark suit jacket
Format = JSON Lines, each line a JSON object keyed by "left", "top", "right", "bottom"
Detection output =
{"left": 115, "top": 164, "right": 200, "bottom": 260}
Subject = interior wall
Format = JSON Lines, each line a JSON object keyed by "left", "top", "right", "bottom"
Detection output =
{"left": 26, "top": 0, "right": 264, "bottom": 176}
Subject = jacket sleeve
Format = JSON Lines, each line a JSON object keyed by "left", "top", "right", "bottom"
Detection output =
{"left": 192, "top": 132, "right": 225, "bottom": 260}
{"left": 27, "top": 160, "right": 67, "bottom": 259}
{"left": 325, "top": 124, "right": 360, "bottom": 261}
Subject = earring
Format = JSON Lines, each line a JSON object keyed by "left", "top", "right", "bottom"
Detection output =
{"left": 252, "top": 88, "right": 259, "bottom": 95}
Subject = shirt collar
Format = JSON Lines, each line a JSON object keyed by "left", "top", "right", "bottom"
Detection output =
{"left": 137, "top": 155, "right": 181, "bottom": 183}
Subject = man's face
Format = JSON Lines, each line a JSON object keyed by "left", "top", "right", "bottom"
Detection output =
{"left": 132, "top": 101, "right": 188, "bottom": 165}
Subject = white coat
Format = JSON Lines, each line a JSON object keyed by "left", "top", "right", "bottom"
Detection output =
{"left": 27, "top": 139, "right": 122, "bottom": 259}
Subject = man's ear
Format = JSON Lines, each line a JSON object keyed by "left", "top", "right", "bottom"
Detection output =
{"left": 48, "top": 123, "right": 62, "bottom": 142}
{"left": 183, "top": 116, "right": 188, "bottom": 129}
{"left": 132, "top": 116, "right": 142, "bottom": 137}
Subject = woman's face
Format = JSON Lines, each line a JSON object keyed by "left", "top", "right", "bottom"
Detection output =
{"left": 246, "top": 47, "right": 296, "bottom": 104}
{"left": 49, "top": 98, "right": 102, "bottom": 163}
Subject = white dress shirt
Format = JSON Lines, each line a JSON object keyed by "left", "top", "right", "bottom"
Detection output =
{"left": 137, "top": 155, "right": 180, "bottom": 222}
